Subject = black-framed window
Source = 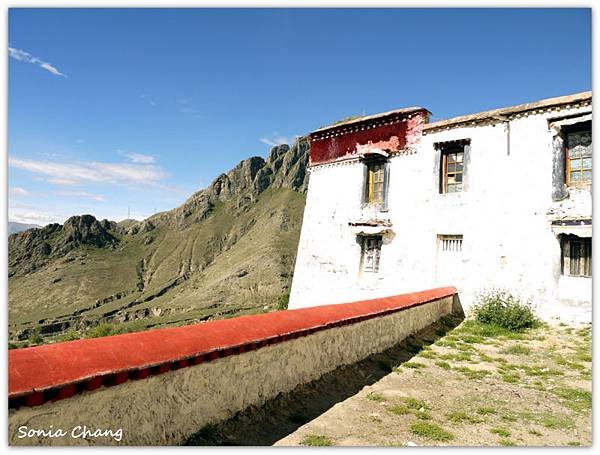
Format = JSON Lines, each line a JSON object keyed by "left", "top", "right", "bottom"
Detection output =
{"left": 435, "top": 139, "right": 470, "bottom": 194}
{"left": 565, "top": 121, "right": 592, "bottom": 186}
{"left": 360, "top": 235, "right": 382, "bottom": 273}
{"left": 561, "top": 235, "right": 592, "bottom": 277}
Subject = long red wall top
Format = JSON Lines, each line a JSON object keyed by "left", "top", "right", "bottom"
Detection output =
{"left": 9, "top": 286, "right": 456, "bottom": 408}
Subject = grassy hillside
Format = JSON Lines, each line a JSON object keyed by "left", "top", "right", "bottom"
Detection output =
{"left": 8, "top": 142, "right": 308, "bottom": 345}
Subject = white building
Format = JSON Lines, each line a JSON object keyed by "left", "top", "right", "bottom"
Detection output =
{"left": 289, "top": 92, "right": 592, "bottom": 322}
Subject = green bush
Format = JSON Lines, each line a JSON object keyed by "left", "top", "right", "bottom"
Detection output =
{"left": 60, "top": 330, "right": 81, "bottom": 341}
{"left": 473, "top": 289, "right": 539, "bottom": 332}
{"left": 276, "top": 293, "right": 290, "bottom": 311}
{"left": 85, "top": 323, "right": 115, "bottom": 339}
{"left": 28, "top": 326, "right": 44, "bottom": 345}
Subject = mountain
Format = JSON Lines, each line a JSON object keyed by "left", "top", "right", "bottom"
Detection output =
{"left": 8, "top": 141, "right": 309, "bottom": 344}
{"left": 8, "top": 222, "right": 42, "bottom": 235}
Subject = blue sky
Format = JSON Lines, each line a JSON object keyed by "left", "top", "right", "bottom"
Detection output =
{"left": 8, "top": 8, "right": 591, "bottom": 225}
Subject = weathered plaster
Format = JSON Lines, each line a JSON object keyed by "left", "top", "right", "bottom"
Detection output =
{"left": 290, "top": 104, "right": 591, "bottom": 322}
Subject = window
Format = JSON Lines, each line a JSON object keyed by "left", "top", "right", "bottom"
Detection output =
{"left": 360, "top": 235, "right": 382, "bottom": 273}
{"left": 566, "top": 122, "right": 592, "bottom": 185}
{"left": 366, "top": 162, "right": 385, "bottom": 205}
{"left": 443, "top": 150, "right": 464, "bottom": 193}
{"left": 436, "top": 140, "right": 469, "bottom": 194}
{"left": 561, "top": 235, "right": 592, "bottom": 277}
{"left": 439, "top": 235, "right": 463, "bottom": 253}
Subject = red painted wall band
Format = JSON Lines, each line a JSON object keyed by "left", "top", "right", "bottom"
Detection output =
{"left": 308, "top": 109, "right": 428, "bottom": 165}
{"left": 9, "top": 287, "right": 457, "bottom": 409}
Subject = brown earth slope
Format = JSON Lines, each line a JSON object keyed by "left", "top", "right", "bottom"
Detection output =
{"left": 8, "top": 141, "right": 309, "bottom": 344}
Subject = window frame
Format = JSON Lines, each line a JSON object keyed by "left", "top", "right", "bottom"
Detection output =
{"left": 366, "top": 162, "right": 385, "bottom": 205}
{"left": 564, "top": 121, "right": 592, "bottom": 187}
{"left": 360, "top": 235, "right": 383, "bottom": 274}
{"left": 438, "top": 234, "right": 464, "bottom": 253}
{"left": 361, "top": 156, "right": 390, "bottom": 210}
{"left": 561, "top": 235, "right": 592, "bottom": 278}
{"left": 442, "top": 150, "right": 465, "bottom": 193}
{"left": 435, "top": 139, "right": 470, "bottom": 194}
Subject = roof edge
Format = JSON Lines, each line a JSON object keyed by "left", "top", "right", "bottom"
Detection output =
{"left": 310, "top": 106, "right": 431, "bottom": 136}
{"left": 423, "top": 91, "right": 592, "bottom": 132}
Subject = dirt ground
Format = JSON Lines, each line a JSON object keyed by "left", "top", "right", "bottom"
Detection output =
{"left": 274, "top": 319, "right": 592, "bottom": 447}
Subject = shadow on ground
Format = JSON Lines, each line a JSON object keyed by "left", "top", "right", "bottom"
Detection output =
{"left": 184, "top": 312, "right": 464, "bottom": 446}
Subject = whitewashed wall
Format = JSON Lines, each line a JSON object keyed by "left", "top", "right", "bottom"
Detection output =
{"left": 290, "top": 106, "right": 591, "bottom": 322}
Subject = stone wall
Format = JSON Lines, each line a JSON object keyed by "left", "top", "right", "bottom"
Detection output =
{"left": 9, "top": 287, "right": 457, "bottom": 446}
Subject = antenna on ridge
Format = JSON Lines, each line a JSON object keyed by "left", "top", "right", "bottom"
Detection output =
{"left": 127, "top": 206, "right": 130, "bottom": 219}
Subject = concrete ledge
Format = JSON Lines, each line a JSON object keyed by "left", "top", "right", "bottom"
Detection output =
{"left": 9, "top": 286, "right": 458, "bottom": 445}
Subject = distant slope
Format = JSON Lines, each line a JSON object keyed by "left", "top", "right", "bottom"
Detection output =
{"left": 8, "top": 141, "right": 309, "bottom": 343}
{"left": 8, "top": 222, "right": 42, "bottom": 235}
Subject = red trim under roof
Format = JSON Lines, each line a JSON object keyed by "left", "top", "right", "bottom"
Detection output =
{"left": 9, "top": 286, "right": 457, "bottom": 408}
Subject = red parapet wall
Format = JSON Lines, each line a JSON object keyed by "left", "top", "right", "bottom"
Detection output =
{"left": 308, "top": 109, "right": 429, "bottom": 166}
{"left": 9, "top": 287, "right": 457, "bottom": 409}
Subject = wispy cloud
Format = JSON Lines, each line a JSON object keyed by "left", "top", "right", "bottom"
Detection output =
{"left": 9, "top": 202, "right": 66, "bottom": 225}
{"left": 55, "top": 190, "right": 106, "bottom": 202}
{"left": 140, "top": 94, "right": 157, "bottom": 107}
{"left": 259, "top": 132, "right": 299, "bottom": 147}
{"left": 118, "top": 150, "right": 156, "bottom": 164}
{"left": 9, "top": 47, "right": 67, "bottom": 77}
{"left": 9, "top": 157, "right": 168, "bottom": 188}
{"left": 9, "top": 187, "right": 29, "bottom": 197}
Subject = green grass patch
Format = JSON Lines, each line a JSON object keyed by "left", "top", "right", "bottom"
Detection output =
{"left": 419, "top": 350, "right": 438, "bottom": 359}
{"left": 455, "top": 343, "right": 477, "bottom": 352}
{"left": 402, "top": 361, "right": 427, "bottom": 369}
{"left": 574, "top": 349, "right": 592, "bottom": 362}
{"left": 410, "top": 422, "right": 454, "bottom": 442}
{"left": 446, "top": 411, "right": 484, "bottom": 424}
{"left": 539, "top": 413, "right": 575, "bottom": 430}
{"left": 454, "top": 366, "right": 491, "bottom": 380}
{"left": 403, "top": 397, "right": 429, "bottom": 410}
{"left": 477, "top": 407, "right": 497, "bottom": 416}
{"left": 501, "top": 372, "right": 520, "bottom": 383}
{"left": 300, "top": 434, "right": 333, "bottom": 446}
{"left": 478, "top": 353, "right": 495, "bottom": 362}
{"left": 567, "top": 441, "right": 581, "bottom": 446}
{"left": 435, "top": 361, "right": 451, "bottom": 370}
{"left": 490, "top": 427, "right": 511, "bottom": 437}
{"left": 551, "top": 386, "right": 592, "bottom": 412}
{"left": 519, "top": 365, "right": 564, "bottom": 377}
{"left": 366, "top": 392, "right": 386, "bottom": 402}
{"left": 415, "top": 411, "right": 432, "bottom": 420}
{"left": 387, "top": 405, "right": 410, "bottom": 416}
{"left": 451, "top": 320, "right": 527, "bottom": 340}
{"left": 502, "top": 344, "right": 531, "bottom": 355}
{"left": 438, "top": 352, "right": 472, "bottom": 362}
{"left": 435, "top": 339, "right": 458, "bottom": 348}
{"left": 528, "top": 429, "right": 543, "bottom": 436}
